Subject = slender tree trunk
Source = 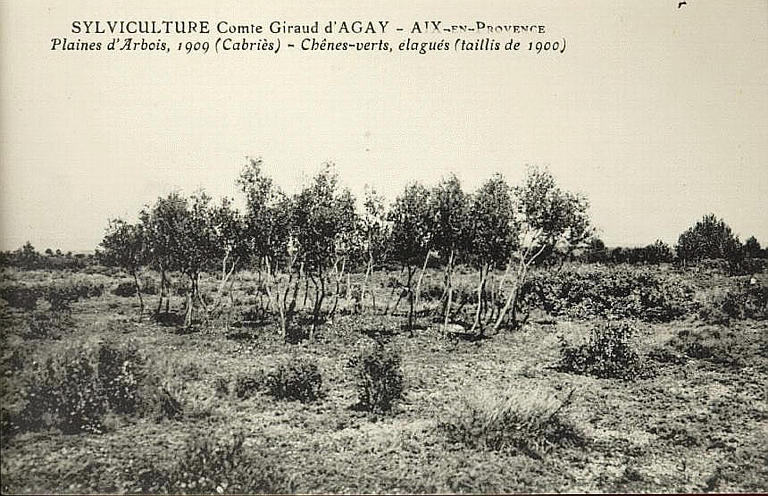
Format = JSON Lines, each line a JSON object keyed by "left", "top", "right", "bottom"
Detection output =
{"left": 155, "top": 267, "right": 166, "bottom": 317}
{"left": 360, "top": 254, "right": 373, "bottom": 312}
{"left": 184, "top": 274, "right": 194, "bottom": 328}
{"left": 132, "top": 271, "right": 144, "bottom": 317}
{"left": 302, "top": 276, "right": 310, "bottom": 309}
{"left": 485, "top": 268, "right": 496, "bottom": 325}
{"left": 414, "top": 250, "right": 431, "bottom": 309}
{"left": 210, "top": 253, "right": 238, "bottom": 317}
{"left": 346, "top": 272, "right": 351, "bottom": 300}
{"left": 493, "top": 244, "right": 547, "bottom": 331}
{"left": 310, "top": 268, "right": 325, "bottom": 341}
{"left": 407, "top": 266, "right": 416, "bottom": 336}
{"left": 470, "top": 264, "right": 488, "bottom": 335}
{"left": 255, "top": 267, "right": 263, "bottom": 314}
{"left": 329, "top": 258, "right": 345, "bottom": 320}
{"left": 442, "top": 250, "right": 455, "bottom": 335}
{"left": 164, "top": 275, "right": 170, "bottom": 314}
{"left": 264, "top": 258, "right": 284, "bottom": 339}
{"left": 164, "top": 271, "right": 171, "bottom": 315}
{"left": 224, "top": 272, "right": 238, "bottom": 330}
{"left": 385, "top": 266, "right": 405, "bottom": 315}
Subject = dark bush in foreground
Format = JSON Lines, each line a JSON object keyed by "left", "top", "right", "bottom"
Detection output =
{"left": 558, "top": 321, "right": 645, "bottom": 380}
{"left": 264, "top": 358, "right": 322, "bottom": 403}
{"left": 96, "top": 340, "right": 147, "bottom": 414}
{"left": 24, "top": 346, "right": 109, "bottom": 433}
{"left": 439, "top": 389, "right": 584, "bottom": 459}
{"left": 21, "top": 340, "right": 178, "bottom": 433}
{"left": 347, "top": 343, "right": 405, "bottom": 413}
{"left": 136, "top": 432, "right": 291, "bottom": 494}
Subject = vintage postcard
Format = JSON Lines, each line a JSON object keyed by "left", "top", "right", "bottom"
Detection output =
{"left": 1, "top": 1, "right": 766, "bottom": 494}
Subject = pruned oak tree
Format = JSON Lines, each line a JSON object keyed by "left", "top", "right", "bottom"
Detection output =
{"left": 358, "top": 186, "right": 390, "bottom": 312}
{"left": 494, "top": 166, "right": 591, "bottom": 331}
{"left": 428, "top": 174, "right": 470, "bottom": 334}
{"left": 465, "top": 173, "right": 517, "bottom": 335}
{"left": 387, "top": 182, "right": 432, "bottom": 334}
{"left": 238, "top": 158, "right": 296, "bottom": 340}
{"left": 100, "top": 219, "right": 148, "bottom": 316}
{"left": 292, "top": 164, "right": 357, "bottom": 340}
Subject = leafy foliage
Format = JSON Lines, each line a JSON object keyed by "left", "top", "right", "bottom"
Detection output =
{"left": 99, "top": 219, "right": 147, "bottom": 276}
{"left": 429, "top": 174, "right": 470, "bottom": 260}
{"left": 677, "top": 214, "right": 742, "bottom": 269}
{"left": 699, "top": 281, "right": 768, "bottom": 324}
{"left": 514, "top": 166, "right": 591, "bottom": 263}
{"left": 44, "top": 279, "right": 104, "bottom": 313}
{"left": 233, "top": 371, "right": 266, "bottom": 400}
{"left": 24, "top": 345, "right": 108, "bottom": 433}
{"left": 557, "top": 321, "right": 646, "bottom": 380}
{"left": 112, "top": 280, "right": 137, "bottom": 297}
{"left": 522, "top": 266, "right": 694, "bottom": 322}
{"left": 0, "top": 283, "right": 40, "bottom": 311}
{"left": 466, "top": 174, "right": 518, "bottom": 267}
{"left": 264, "top": 358, "right": 323, "bottom": 403}
{"left": 347, "top": 343, "right": 405, "bottom": 413}
{"left": 21, "top": 341, "right": 175, "bottom": 433}
{"left": 24, "top": 311, "right": 72, "bottom": 340}
{"left": 388, "top": 182, "right": 433, "bottom": 268}
{"left": 292, "top": 165, "right": 357, "bottom": 272}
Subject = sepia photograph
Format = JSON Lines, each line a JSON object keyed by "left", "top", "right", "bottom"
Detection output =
{"left": 1, "top": 0, "right": 767, "bottom": 493}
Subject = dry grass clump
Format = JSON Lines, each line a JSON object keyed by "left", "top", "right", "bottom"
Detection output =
{"left": 439, "top": 388, "right": 584, "bottom": 459}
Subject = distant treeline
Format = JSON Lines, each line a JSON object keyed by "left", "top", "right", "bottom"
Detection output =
{"left": 0, "top": 242, "right": 95, "bottom": 271}
{"left": 580, "top": 237, "right": 767, "bottom": 267}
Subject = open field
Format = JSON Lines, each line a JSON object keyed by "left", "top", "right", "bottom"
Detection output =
{"left": 1, "top": 264, "right": 767, "bottom": 493}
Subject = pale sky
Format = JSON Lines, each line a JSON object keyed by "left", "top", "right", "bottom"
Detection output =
{"left": 1, "top": 1, "right": 767, "bottom": 252}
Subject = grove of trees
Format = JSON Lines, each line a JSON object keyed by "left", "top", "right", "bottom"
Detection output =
{"left": 93, "top": 161, "right": 595, "bottom": 339}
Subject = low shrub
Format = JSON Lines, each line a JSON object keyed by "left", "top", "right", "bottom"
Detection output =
{"left": 233, "top": 372, "right": 266, "bottom": 400}
{"left": 136, "top": 432, "right": 291, "bottom": 494}
{"left": 112, "top": 281, "right": 136, "bottom": 297}
{"left": 24, "top": 346, "right": 108, "bottom": 433}
{"left": 418, "top": 280, "right": 444, "bottom": 301}
{"left": 439, "top": 389, "right": 584, "bottom": 459}
{"left": 347, "top": 343, "right": 405, "bottom": 413}
{"left": 668, "top": 326, "right": 746, "bottom": 366}
{"left": 522, "top": 267, "right": 695, "bottom": 322}
{"left": 264, "top": 359, "right": 322, "bottom": 403}
{"left": 558, "top": 321, "right": 646, "bottom": 380}
{"left": 0, "top": 284, "right": 40, "bottom": 311}
{"left": 214, "top": 376, "right": 230, "bottom": 398}
{"left": 699, "top": 282, "right": 768, "bottom": 324}
{"left": 45, "top": 279, "right": 104, "bottom": 313}
{"left": 21, "top": 340, "right": 179, "bottom": 433}
{"left": 96, "top": 340, "right": 147, "bottom": 414}
{"left": 1, "top": 344, "right": 26, "bottom": 375}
